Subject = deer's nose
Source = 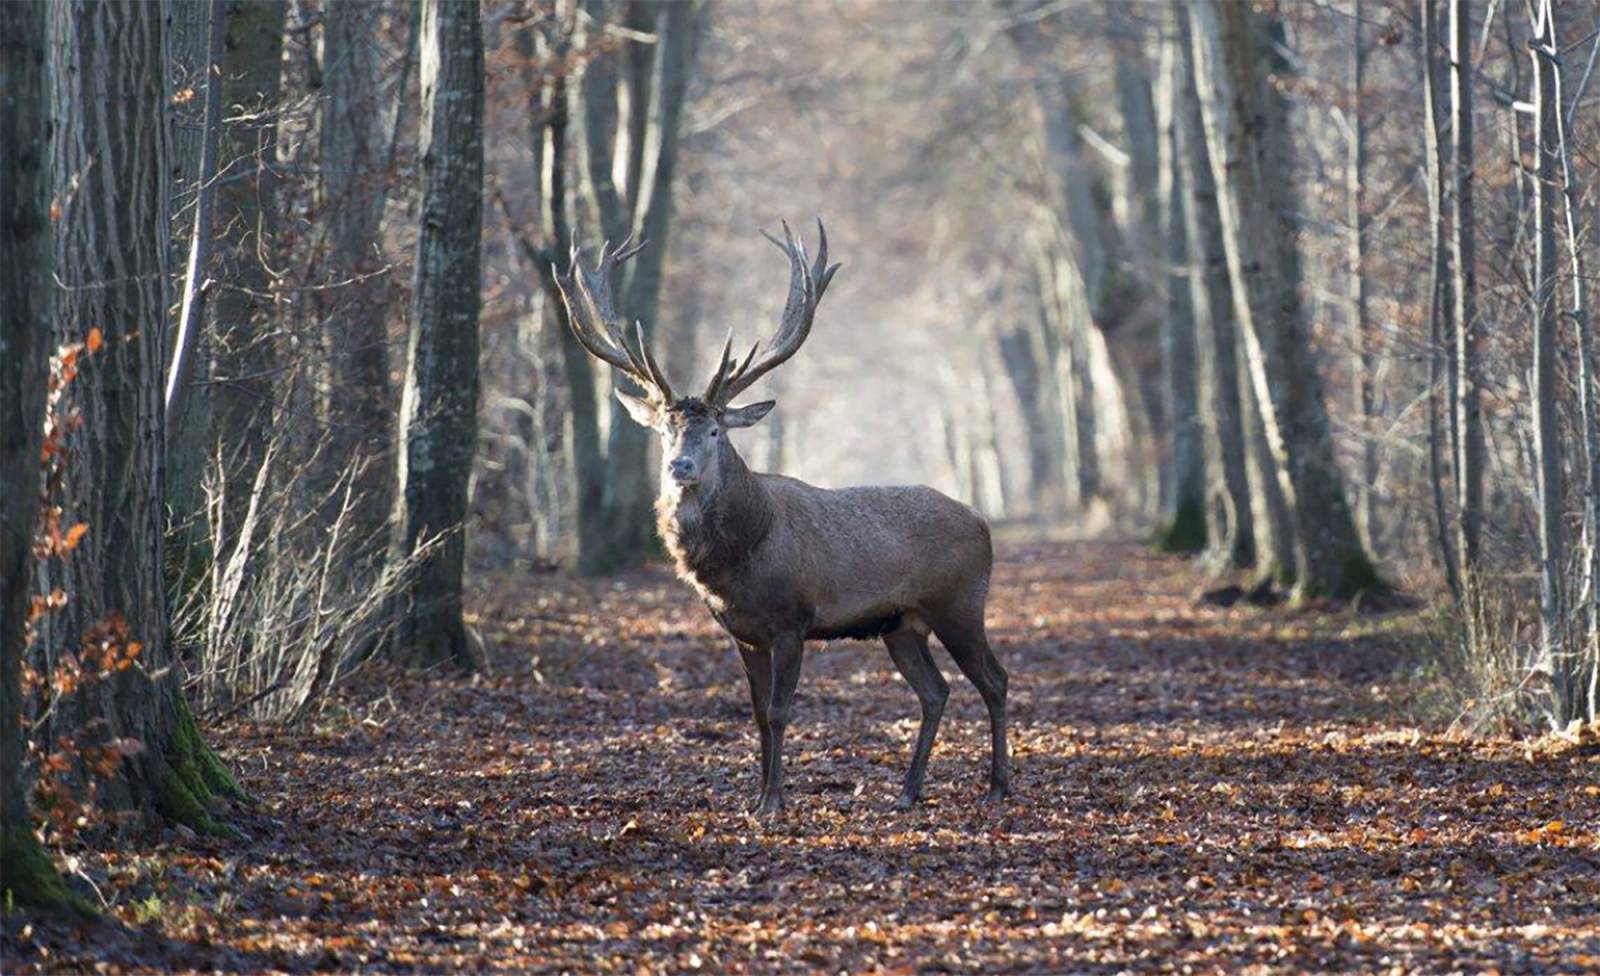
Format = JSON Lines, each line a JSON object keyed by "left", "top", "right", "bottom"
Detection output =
{"left": 669, "top": 457, "right": 697, "bottom": 481}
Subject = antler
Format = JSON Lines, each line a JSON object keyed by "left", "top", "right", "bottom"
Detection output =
{"left": 703, "top": 218, "right": 841, "bottom": 406}
{"left": 556, "top": 237, "right": 675, "bottom": 402}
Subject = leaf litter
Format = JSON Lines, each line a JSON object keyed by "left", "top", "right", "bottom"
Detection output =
{"left": 7, "top": 541, "right": 1600, "bottom": 973}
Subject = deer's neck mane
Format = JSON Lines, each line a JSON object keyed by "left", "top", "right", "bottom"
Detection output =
{"left": 656, "top": 446, "right": 773, "bottom": 593}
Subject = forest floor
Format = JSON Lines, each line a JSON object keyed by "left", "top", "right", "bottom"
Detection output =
{"left": 8, "top": 539, "right": 1600, "bottom": 973}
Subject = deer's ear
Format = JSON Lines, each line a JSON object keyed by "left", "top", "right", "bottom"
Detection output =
{"left": 615, "top": 389, "right": 662, "bottom": 428}
{"left": 721, "top": 400, "right": 775, "bottom": 429}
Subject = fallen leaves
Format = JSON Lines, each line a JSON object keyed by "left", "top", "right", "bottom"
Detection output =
{"left": 8, "top": 540, "right": 1600, "bottom": 973}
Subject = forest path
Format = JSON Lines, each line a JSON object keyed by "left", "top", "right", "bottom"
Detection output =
{"left": 20, "top": 541, "right": 1600, "bottom": 973}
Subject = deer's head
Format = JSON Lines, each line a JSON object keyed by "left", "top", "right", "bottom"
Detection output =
{"left": 557, "top": 221, "right": 840, "bottom": 499}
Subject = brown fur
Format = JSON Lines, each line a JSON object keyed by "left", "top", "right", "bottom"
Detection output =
{"left": 649, "top": 399, "right": 1010, "bottom": 813}
{"left": 657, "top": 446, "right": 993, "bottom": 646}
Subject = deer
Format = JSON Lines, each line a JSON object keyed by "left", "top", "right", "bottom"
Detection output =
{"left": 555, "top": 220, "right": 1010, "bottom": 816}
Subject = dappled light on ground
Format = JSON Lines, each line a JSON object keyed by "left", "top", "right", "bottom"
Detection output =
{"left": 11, "top": 542, "right": 1600, "bottom": 972}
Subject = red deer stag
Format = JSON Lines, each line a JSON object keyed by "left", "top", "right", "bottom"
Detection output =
{"left": 556, "top": 221, "right": 1009, "bottom": 815}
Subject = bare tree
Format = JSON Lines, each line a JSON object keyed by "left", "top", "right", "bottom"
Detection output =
{"left": 165, "top": 0, "right": 226, "bottom": 612}
{"left": 168, "top": 0, "right": 225, "bottom": 437}
{"left": 569, "top": 0, "right": 705, "bottom": 574}
{"left": 1449, "top": 0, "right": 1483, "bottom": 582}
{"left": 1551, "top": 18, "right": 1600, "bottom": 723}
{"left": 1, "top": 0, "right": 85, "bottom": 914}
{"left": 318, "top": 0, "right": 400, "bottom": 550}
{"left": 1421, "top": 0, "right": 1461, "bottom": 600}
{"left": 1172, "top": 11, "right": 1254, "bottom": 571}
{"left": 1155, "top": 18, "right": 1205, "bottom": 553}
{"left": 389, "top": 0, "right": 485, "bottom": 672}
{"left": 1529, "top": 0, "right": 1568, "bottom": 722}
{"left": 40, "top": 0, "right": 240, "bottom": 836}
{"left": 998, "top": 324, "right": 1064, "bottom": 516}
{"left": 210, "top": 0, "right": 286, "bottom": 539}
{"left": 1188, "top": 0, "right": 1376, "bottom": 599}
{"left": 1347, "top": 0, "right": 1377, "bottom": 549}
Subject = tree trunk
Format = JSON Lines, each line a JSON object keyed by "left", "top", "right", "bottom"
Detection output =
{"left": 1421, "top": 0, "right": 1462, "bottom": 601}
{"left": 1239, "top": 340, "right": 1296, "bottom": 581}
{"left": 319, "top": 0, "right": 398, "bottom": 554}
{"left": 977, "top": 361, "right": 1012, "bottom": 518}
{"left": 1188, "top": 0, "right": 1376, "bottom": 599}
{"left": 1, "top": 0, "right": 87, "bottom": 915}
{"left": 1550, "top": 14, "right": 1599, "bottom": 722}
{"left": 1449, "top": 0, "right": 1483, "bottom": 582}
{"left": 210, "top": 0, "right": 285, "bottom": 543}
{"left": 998, "top": 325, "right": 1062, "bottom": 516}
{"left": 1174, "top": 13, "right": 1253, "bottom": 571}
{"left": 389, "top": 0, "right": 483, "bottom": 672}
{"left": 1031, "top": 229, "right": 1102, "bottom": 511}
{"left": 1114, "top": 47, "right": 1161, "bottom": 265}
{"left": 1155, "top": 22, "right": 1205, "bottom": 553}
{"left": 164, "top": 0, "right": 225, "bottom": 626}
{"left": 1529, "top": 1, "right": 1568, "bottom": 722}
{"left": 1348, "top": 0, "right": 1378, "bottom": 551}
{"left": 168, "top": 0, "right": 224, "bottom": 437}
{"left": 41, "top": 0, "right": 241, "bottom": 839}
{"left": 507, "top": 4, "right": 606, "bottom": 573}
{"left": 564, "top": 0, "right": 704, "bottom": 575}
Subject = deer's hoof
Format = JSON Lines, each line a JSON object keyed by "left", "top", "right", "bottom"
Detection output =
{"left": 755, "top": 794, "right": 785, "bottom": 818}
{"left": 895, "top": 790, "right": 920, "bottom": 811}
{"left": 985, "top": 782, "right": 1011, "bottom": 805}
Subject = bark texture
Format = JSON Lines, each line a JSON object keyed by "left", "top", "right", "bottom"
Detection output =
{"left": 165, "top": 0, "right": 225, "bottom": 615}
{"left": 998, "top": 325, "right": 1064, "bottom": 516}
{"left": 1, "top": 0, "right": 88, "bottom": 915}
{"left": 319, "top": 0, "right": 397, "bottom": 549}
{"left": 1420, "top": 0, "right": 1462, "bottom": 600}
{"left": 1188, "top": 0, "right": 1375, "bottom": 599}
{"left": 389, "top": 0, "right": 484, "bottom": 671}
{"left": 1529, "top": 4, "right": 1568, "bottom": 721}
{"left": 210, "top": 0, "right": 285, "bottom": 534}
{"left": 1174, "top": 14, "right": 1254, "bottom": 570}
{"left": 1155, "top": 24, "right": 1205, "bottom": 553}
{"left": 1348, "top": 0, "right": 1377, "bottom": 550}
{"left": 1449, "top": 0, "right": 1483, "bottom": 580}
{"left": 41, "top": 0, "right": 240, "bottom": 839}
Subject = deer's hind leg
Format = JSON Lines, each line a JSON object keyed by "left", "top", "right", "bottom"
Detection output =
{"left": 884, "top": 620, "right": 948, "bottom": 809}
{"left": 930, "top": 608, "right": 1011, "bottom": 802}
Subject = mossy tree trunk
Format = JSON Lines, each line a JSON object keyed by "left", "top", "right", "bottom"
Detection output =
{"left": 37, "top": 0, "right": 241, "bottom": 844}
{"left": 1, "top": 0, "right": 89, "bottom": 916}
{"left": 388, "top": 0, "right": 484, "bottom": 672}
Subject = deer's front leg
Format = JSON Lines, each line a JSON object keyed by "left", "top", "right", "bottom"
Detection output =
{"left": 736, "top": 642, "right": 773, "bottom": 809}
{"left": 758, "top": 633, "right": 805, "bottom": 817}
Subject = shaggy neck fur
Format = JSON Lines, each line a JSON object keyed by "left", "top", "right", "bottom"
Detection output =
{"left": 656, "top": 441, "right": 773, "bottom": 592}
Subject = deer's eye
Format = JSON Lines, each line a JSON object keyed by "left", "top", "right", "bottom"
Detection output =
{"left": 709, "top": 429, "right": 719, "bottom": 438}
